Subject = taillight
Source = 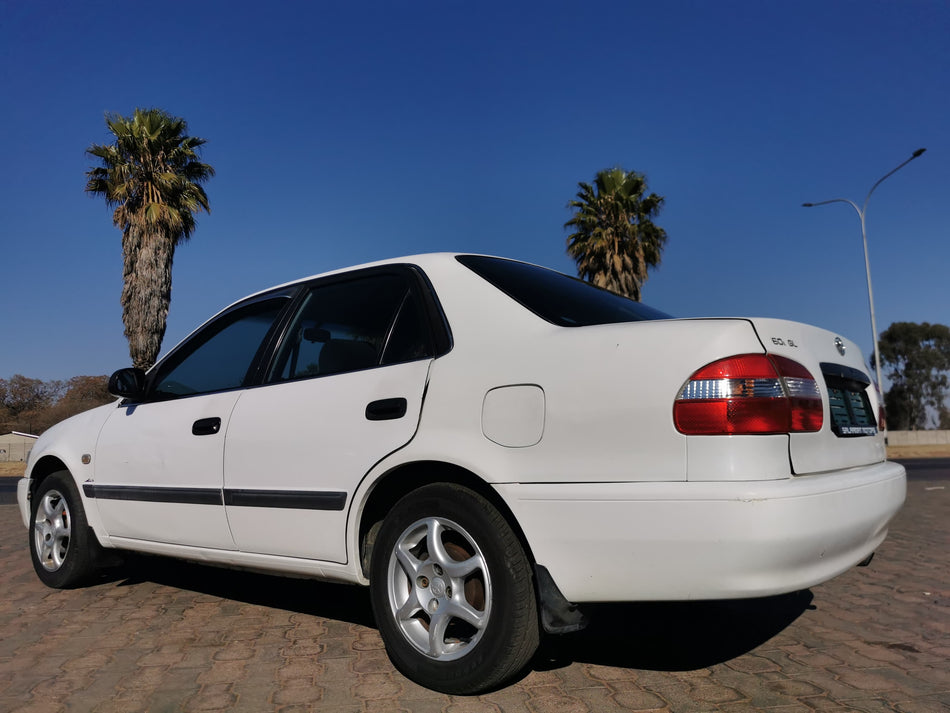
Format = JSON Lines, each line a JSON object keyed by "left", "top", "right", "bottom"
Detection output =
{"left": 674, "top": 354, "right": 823, "bottom": 435}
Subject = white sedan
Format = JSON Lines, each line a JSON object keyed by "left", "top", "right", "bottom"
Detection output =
{"left": 18, "top": 253, "right": 906, "bottom": 694}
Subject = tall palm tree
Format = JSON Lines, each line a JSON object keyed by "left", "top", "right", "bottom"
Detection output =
{"left": 85, "top": 108, "right": 214, "bottom": 370}
{"left": 565, "top": 167, "right": 667, "bottom": 301}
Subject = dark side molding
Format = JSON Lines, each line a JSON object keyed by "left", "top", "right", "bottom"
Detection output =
{"left": 82, "top": 484, "right": 346, "bottom": 511}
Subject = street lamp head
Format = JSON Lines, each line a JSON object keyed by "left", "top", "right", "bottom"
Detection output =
{"left": 802, "top": 147, "right": 926, "bottom": 403}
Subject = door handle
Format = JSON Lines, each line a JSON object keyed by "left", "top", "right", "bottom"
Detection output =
{"left": 365, "top": 398, "right": 408, "bottom": 421}
{"left": 192, "top": 417, "right": 222, "bottom": 436}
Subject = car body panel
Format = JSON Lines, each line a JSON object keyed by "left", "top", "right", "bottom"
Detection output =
{"left": 223, "top": 359, "right": 430, "bottom": 562}
{"left": 685, "top": 434, "right": 791, "bottom": 481}
{"left": 102, "top": 533, "right": 364, "bottom": 584}
{"left": 395, "top": 259, "right": 772, "bottom": 484}
{"left": 20, "top": 402, "right": 116, "bottom": 538}
{"left": 90, "top": 392, "right": 242, "bottom": 549}
{"left": 745, "top": 317, "right": 887, "bottom": 474}
{"left": 496, "top": 459, "right": 905, "bottom": 601}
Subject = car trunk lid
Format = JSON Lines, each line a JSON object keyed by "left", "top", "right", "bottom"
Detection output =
{"left": 746, "top": 318, "right": 887, "bottom": 474}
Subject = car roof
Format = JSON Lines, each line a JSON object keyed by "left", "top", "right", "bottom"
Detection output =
{"left": 240, "top": 252, "right": 508, "bottom": 301}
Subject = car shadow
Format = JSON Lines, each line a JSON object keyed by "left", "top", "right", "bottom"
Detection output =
{"left": 535, "top": 591, "right": 814, "bottom": 671}
{"left": 114, "top": 554, "right": 376, "bottom": 628}
{"left": 110, "top": 556, "right": 812, "bottom": 674}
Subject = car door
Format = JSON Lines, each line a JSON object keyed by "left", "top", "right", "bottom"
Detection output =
{"left": 223, "top": 267, "right": 445, "bottom": 563}
{"left": 90, "top": 292, "right": 293, "bottom": 549}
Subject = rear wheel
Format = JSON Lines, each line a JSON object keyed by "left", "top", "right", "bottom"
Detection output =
{"left": 29, "top": 471, "right": 99, "bottom": 588}
{"left": 369, "top": 483, "right": 539, "bottom": 694}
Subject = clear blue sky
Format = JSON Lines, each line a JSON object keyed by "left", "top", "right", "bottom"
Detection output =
{"left": 1, "top": 0, "right": 947, "bottom": 384}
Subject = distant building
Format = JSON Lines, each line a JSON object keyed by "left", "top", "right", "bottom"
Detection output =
{"left": 0, "top": 432, "right": 38, "bottom": 462}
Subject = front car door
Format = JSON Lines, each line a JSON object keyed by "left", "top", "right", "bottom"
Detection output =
{"left": 89, "top": 291, "right": 294, "bottom": 549}
{"left": 223, "top": 266, "right": 449, "bottom": 562}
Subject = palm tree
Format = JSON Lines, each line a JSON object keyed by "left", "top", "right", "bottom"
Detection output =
{"left": 565, "top": 167, "right": 667, "bottom": 301}
{"left": 85, "top": 108, "right": 214, "bottom": 370}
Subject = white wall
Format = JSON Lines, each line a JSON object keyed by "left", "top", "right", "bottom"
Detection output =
{"left": 888, "top": 430, "right": 950, "bottom": 446}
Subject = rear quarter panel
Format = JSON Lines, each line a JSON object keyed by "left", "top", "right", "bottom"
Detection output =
{"left": 395, "top": 260, "right": 772, "bottom": 484}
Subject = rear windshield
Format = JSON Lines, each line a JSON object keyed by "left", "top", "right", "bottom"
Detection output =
{"left": 457, "top": 255, "right": 671, "bottom": 327}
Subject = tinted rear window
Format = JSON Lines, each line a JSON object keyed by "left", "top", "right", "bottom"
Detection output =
{"left": 457, "top": 255, "right": 671, "bottom": 327}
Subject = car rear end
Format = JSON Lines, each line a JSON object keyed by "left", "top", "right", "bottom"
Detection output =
{"left": 496, "top": 316, "right": 905, "bottom": 603}
{"left": 426, "top": 255, "right": 905, "bottom": 603}
{"left": 698, "top": 318, "right": 906, "bottom": 596}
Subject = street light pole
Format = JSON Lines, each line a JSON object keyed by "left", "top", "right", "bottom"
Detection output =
{"left": 802, "top": 148, "right": 926, "bottom": 398}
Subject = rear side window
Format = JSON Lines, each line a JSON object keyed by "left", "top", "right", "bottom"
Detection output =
{"left": 457, "top": 255, "right": 671, "bottom": 327}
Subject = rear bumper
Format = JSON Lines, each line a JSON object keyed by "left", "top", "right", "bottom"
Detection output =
{"left": 496, "top": 460, "right": 906, "bottom": 603}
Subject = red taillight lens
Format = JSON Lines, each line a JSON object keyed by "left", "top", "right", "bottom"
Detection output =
{"left": 674, "top": 354, "right": 823, "bottom": 435}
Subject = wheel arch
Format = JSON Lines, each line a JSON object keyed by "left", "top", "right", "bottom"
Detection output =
{"left": 28, "top": 455, "right": 71, "bottom": 495}
{"left": 26, "top": 455, "right": 111, "bottom": 549}
{"left": 355, "top": 460, "right": 536, "bottom": 579}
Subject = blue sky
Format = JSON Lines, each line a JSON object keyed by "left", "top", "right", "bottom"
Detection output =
{"left": 1, "top": 0, "right": 947, "bottom": 384}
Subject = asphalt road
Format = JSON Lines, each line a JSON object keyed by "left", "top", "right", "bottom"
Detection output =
{"left": 898, "top": 458, "right": 950, "bottom": 479}
{"left": 0, "top": 477, "right": 18, "bottom": 505}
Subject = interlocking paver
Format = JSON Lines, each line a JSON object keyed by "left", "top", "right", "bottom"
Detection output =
{"left": 1, "top": 473, "right": 948, "bottom": 712}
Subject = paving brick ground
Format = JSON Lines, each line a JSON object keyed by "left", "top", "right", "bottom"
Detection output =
{"left": 1, "top": 473, "right": 947, "bottom": 713}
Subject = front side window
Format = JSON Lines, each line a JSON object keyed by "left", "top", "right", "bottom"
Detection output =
{"left": 268, "top": 271, "right": 433, "bottom": 382}
{"left": 150, "top": 296, "right": 289, "bottom": 398}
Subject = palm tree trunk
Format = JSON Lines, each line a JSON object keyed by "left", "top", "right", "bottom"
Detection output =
{"left": 121, "top": 227, "right": 174, "bottom": 371}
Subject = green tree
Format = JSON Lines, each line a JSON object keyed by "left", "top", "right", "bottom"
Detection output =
{"left": 879, "top": 322, "right": 950, "bottom": 430}
{"left": 565, "top": 167, "right": 667, "bottom": 301}
{"left": 85, "top": 108, "right": 214, "bottom": 370}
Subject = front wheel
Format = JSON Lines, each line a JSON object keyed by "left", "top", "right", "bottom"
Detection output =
{"left": 369, "top": 483, "right": 539, "bottom": 694}
{"left": 29, "top": 471, "right": 100, "bottom": 588}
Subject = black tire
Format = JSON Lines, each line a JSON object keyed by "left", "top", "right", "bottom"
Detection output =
{"left": 29, "top": 471, "right": 100, "bottom": 588}
{"left": 369, "top": 483, "right": 539, "bottom": 694}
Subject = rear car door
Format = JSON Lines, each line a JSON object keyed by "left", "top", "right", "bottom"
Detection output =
{"left": 89, "top": 292, "right": 294, "bottom": 548}
{"left": 223, "top": 267, "right": 445, "bottom": 563}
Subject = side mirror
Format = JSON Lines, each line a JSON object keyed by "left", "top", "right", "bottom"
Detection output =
{"left": 108, "top": 367, "right": 147, "bottom": 399}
